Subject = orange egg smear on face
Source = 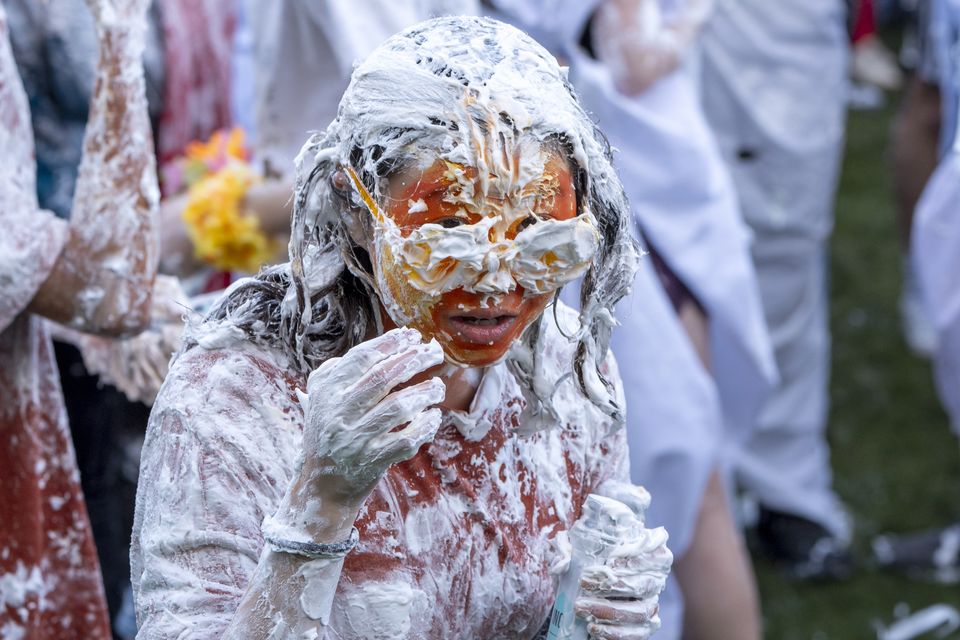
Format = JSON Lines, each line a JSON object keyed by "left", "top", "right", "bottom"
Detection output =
{"left": 363, "top": 139, "right": 599, "bottom": 367}
{"left": 428, "top": 286, "right": 555, "bottom": 366}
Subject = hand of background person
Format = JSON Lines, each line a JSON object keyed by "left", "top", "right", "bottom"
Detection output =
{"left": 592, "top": 0, "right": 713, "bottom": 96}
{"left": 83, "top": 0, "right": 151, "bottom": 29}
{"left": 70, "top": 275, "right": 188, "bottom": 405}
{"left": 159, "top": 179, "right": 293, "bottom": 277}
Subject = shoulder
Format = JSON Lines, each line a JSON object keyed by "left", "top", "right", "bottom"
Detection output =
{"left": 132, "top": 342, "right": 303, "bottom": 639}
{"left": 160, "top": 337, "right": 299, "bottom": 404}
{"left": 136, "top": 341, "right": 306, "bottom": 558}
{"left": 148, "top": 338, "right": 305, "bottom": 468}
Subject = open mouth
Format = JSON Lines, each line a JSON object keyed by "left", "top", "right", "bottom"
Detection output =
{"left": 452, "top": 316, "right": 513, "bottom": 326}
{"left": 446, "top": 314, "right": 518, "bottom": 344}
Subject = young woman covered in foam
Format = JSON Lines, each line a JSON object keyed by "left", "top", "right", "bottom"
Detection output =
{"left": 131, "top": 16, "right": 671, "bottom": 640}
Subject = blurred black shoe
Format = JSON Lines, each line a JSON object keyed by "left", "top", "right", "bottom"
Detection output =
{"left": 873, "top": 523, "right": 960, "bottom": 584}
{"left": 753, "top": 507, "right": 855, "bottom": 581}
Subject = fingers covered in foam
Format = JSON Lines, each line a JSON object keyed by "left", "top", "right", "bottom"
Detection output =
{"left": 297, "top": 328, "right": 446, "bottom": 495}
{"left": 371, "top": 406, "right": 443, "bottom": 467}
{"left": 306, "top": 327, "right": 431, "bottom": 393}
{"left": 348, "top": 340, "right": 445, "bottom": 406}
{"left": 575, "top": 596, "right": 659, "bottom": 627}
{"left": 356, "top": 378, "right": 446, "bottom": 438}
{"left": 573, "top": 506, "right": 671, "bottom": 640}
{"left": 586, "top": 618, "right": 661, "bottom": 640}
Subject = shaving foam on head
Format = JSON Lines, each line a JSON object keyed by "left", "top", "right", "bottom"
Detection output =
{"left": 202, "top": 16, "right": 639, "bottom": 427}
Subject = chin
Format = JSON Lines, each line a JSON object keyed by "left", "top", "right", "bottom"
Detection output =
{"left": 439, "top": 341, "right": 513, "bottom": 368}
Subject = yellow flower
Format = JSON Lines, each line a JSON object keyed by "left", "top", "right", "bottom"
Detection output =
{"left": 182, "top": 163, "right": 275, "bottom": 273}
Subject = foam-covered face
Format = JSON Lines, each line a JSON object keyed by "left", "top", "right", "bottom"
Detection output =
{"left": 349, "top": 144, "right": 598, "bottom": 366}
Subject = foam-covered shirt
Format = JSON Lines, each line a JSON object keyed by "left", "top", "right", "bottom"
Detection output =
{"left": 131, "top": 304, "right": 628, "bottom": 639}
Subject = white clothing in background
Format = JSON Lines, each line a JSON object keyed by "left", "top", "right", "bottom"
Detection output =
{"left": 570, "top": 50, "right": 776, "bottom": 440}
{"left": 700, "top": 0, "right": 851, "bottom": 537}
{"left": 606, "top": 254, "right": 723, "bottom": 640}
{"left": 230, "top": 0, "right": 257, "bottom": 143}
{"left": 930, "top": 0, "right": 960, "bottom": 152}
{"left": 491, "top": 2, "right": 771, "bottom": 636}
{"left": 914, "top": 0, "right": 960, "bottom": 433}
{"left": 568, "top": 20, "right": 774, "bottom": 638}
{"left": 913, "top": 124, "right": 960, "bottom": 433}
{"left": 483, "top": 0, "right": 603, "bottom": 52}
{"left": 561, "top": 235, "right": 723, "bottom": 640}
{"left": 250, "top": 0, "right": 478, "bottom": 175}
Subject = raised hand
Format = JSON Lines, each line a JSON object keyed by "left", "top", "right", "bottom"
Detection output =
{"left": 26, "top": 0, "right": 159, "bottom": 334}
{"left": 298, "top": 327, "right": 446, "bottom": 503}
{"left": 592, "top": 0, "right": 714, "bottom": 96}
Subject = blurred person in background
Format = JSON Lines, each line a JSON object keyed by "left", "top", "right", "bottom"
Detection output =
{"left": 700, "top": 0, "right": 855, "bottom": 579}
{"left": 0, "top": 0, "right": 158, "bottom": 635}
{"left": 7, "top": 0, "right": 234, "bottom": 635}
{"left": 875, "top": 0, "right": 960, "bottom": 583}
{"left": 6, "top": 2, "right": 162, "bottom": 632}
{"left": 890, "top": 0, "right": 942, "bottom": 357}
{"left": 488, "top": 0, "right": 772, "bottom": 636}
{"left": 567, "top": 0, "right": 776, "bottom": 635}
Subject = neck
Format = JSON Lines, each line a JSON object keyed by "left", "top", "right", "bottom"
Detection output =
{"left": 436, "top": 363, "right": 483, "bottom": 412}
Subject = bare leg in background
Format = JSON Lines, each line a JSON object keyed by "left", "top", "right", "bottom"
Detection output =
{"left": 674, "top": 300, "right": 762, "bottom": 640}
{"left": 890, "top": 75, "right": 941, "bottom": 250}
{"left": 891, "top": 74, "right": 942, "bottom": 355}
{"left": 675, "top": 471, "right": 762, "bottom": 640}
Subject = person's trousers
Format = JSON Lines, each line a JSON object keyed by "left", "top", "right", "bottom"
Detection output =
{"left": 705, "top": 94, "right": 850, "bottom": 538}
{"left": 733, "top": 235, "right": 849, "bottom": 539}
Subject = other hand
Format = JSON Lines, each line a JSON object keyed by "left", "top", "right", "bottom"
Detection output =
{"left": 576, "top": 487, "right": 673, "bottom": 639}
{"left": 73, "top": 275, "right": 188, "bottom": 404}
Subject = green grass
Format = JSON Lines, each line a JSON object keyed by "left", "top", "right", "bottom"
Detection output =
{"left": 755, "top": 101, "right": 960, "bottom": 638}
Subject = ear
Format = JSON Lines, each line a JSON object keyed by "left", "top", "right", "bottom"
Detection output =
{"left": 332, "top": 169, "right": 375, "bottom": 251}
